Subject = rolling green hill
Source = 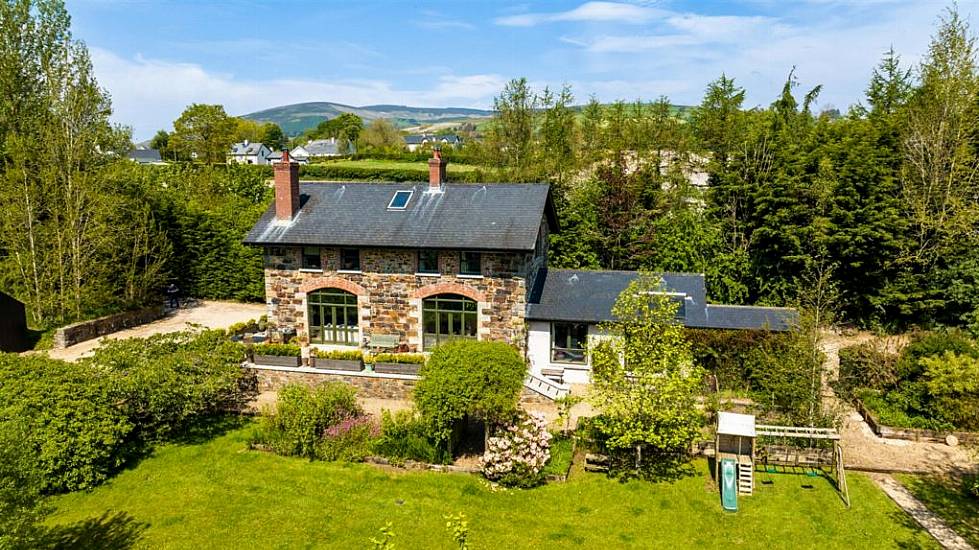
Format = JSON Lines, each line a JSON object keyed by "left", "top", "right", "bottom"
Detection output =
{"left": 242, "top": 102, "right": 492, "bottom": 136}
{"left": 242, "top": 101, "right": 696, "bottom": 137}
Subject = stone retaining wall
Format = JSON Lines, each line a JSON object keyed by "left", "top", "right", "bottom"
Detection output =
{"left": 251, "top": 364, "right": 418, "bottom": 400}
{"left": 251, "top": 364, "right": 562, "bottom": 405}
{"left": 53, "top": 305, "right": 166, "bottom": 349}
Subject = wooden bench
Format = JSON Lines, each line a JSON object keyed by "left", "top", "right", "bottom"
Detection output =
{"left": 367, "top": 334, "right": 401, "bottom": 352}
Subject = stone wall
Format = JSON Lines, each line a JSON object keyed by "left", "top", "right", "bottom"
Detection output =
{"left": 262, "top": 247, "right": 530, "bottom": 353}
{"left": 53, "top": 305, "right": 166, "bottom": 349}
{"left": 252, "top": 365, "right": 417, "bottom": 400}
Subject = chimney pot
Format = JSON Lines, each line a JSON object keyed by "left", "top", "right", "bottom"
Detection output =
{"left": 274, "top": 149, "right": 300, "bottom": 220}
{"left": 428, "top": 146, "right": 446, "bottom": 189}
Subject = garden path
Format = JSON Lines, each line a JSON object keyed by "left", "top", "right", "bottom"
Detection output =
{"left": 868, "top": 473, "right": 975, "bottom": 550}
{"left": 819, "top": 331, "right": 976, "bottom": 474}
{"left": 45, "top": 301, "right": 266, "bottom": 362}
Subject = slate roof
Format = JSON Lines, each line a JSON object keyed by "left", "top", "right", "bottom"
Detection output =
{"left": 127, "top": 149, "right": 162, "bottom": 163}
{"left": 526, "top": 269, "right": 798, "bottom": 331}
{"left": 230, "top": 142, "right": 267, "bottom": 156}
{"left": 267, "top": 150, "right": 307, "bottom": 162}
{"left": 244, "top": 182, "right": 556, "bottom": 251}
{"left": 305, "top": 139, "right": 352, "bottom": 156}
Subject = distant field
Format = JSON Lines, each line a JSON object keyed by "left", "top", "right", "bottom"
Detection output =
{"left": 315, "top": 158, "right": 481, "bottom": 173}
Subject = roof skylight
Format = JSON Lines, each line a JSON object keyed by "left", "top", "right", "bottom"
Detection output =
{"left": 388, "top": 190, "right": 413, "bottom": 210}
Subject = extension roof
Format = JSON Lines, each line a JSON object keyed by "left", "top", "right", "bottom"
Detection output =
{"left": 526, "top": 269, "right": 798, "bottom": 331}
{"left": 244, "top": 182, "right": 556, "bottom": 252}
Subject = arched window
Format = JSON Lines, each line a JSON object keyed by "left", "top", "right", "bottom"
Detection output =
{"left": 422, "top": 293, "right": 477, "bottom": 350}
{"left": 308, "top": 289, "right": 359, "bottom": 345}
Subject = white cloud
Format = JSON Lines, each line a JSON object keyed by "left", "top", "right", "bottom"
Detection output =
{"left": 91, "top": 48, "right": 503, "bottom": 140}
{"left": 495, "top": 1, "right": 664, "bottom": 27}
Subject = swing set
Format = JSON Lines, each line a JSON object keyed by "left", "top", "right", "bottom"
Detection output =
{"left": 711, "top": 412, "right": 850, "bottom": 509}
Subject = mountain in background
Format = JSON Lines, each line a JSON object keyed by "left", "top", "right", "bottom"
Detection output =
{"left": 242, "top": 102, "right": 493, "bottom": 136}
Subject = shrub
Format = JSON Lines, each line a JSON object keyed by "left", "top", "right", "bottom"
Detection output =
{"left": 896, "top": 329, "right": 979, "bottom": 380}
{"left": 837, "top": 339, "right": 900, "bottom": 397}
{"left": 920, "top": 352, "right": 979, "bottom": 430}
{"left": 227, "top": 315, "right": 268, "bottom": 337}
{"left": 969, "top": 475, "right": 979, "bottom": 501}
{"left": 312, "top": 349, "right": 364, "bottom": 361}
{"left": 0, "top": 421, "right": 48, "bottom": 547}
{"left": 370, "top": 353, "right": 426, "bottom": 365}
{"left": 255, "top": 382, "right": 361, "bottom": 458}
{"left": 414, "top": 340, "right": 526, "bottom": 455}
{"left": 481, "top": 412, "right": 552, "bottom": 488}
{"left": 251, "top": 343, "right": 302, "bottom": 357}
{"left": 89, "top": 330, "right": 254, "bottom": 441}
{"left": 372, "top": 410, "right": 443, "bottom": 464}
{"left": 0, "top": 353, "right": 133, "bottom": 492}
{"left": 315, "top": 415, "right": 379, "bottom": 462}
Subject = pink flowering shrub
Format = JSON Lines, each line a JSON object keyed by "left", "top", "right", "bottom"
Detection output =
{"left": 481, "top": 412, "right": 552, "bottom": 487}
{"left": 315, "top": 413, "right": 379, "bottom": 462}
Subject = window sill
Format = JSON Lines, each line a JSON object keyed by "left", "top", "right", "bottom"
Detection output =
{"left": 337, "top": 270, "right": 363, "bottom": 274}
{"left": 456, "top": 274, "right": 483, "bottom": 279}
{"left": 415, "top": 272, "right": 441, "bottom": 278}
{"left": 299, "top": 268, "right": 322, "bottom": 273}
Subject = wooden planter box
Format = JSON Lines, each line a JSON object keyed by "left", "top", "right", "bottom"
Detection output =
{"left": 311, "top": 358, "right": 364, "bottom": 372}
{"left": 373, "top": 362, "right": 422, "bottom": 375}
{"left": 253, "top": 354, "right": 301, "bottom": 368}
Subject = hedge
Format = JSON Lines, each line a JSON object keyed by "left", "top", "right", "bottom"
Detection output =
{"left": 0, "top": 330, "right": 255, "bottom": 493}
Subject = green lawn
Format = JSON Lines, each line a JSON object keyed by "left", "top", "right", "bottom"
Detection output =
{"left": 315, "top": 159, "right": 481, "bottom": 173}
{"left": 47, "top": 419, "right": 936, "bottom": 549}
{"left": 898, "top": 473, "right": 979, "bottom": 547}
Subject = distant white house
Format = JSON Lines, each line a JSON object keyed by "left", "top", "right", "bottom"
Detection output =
{"left": 228, "top": 141, "right": 272, "bottom": 165}
{"left": 267, "top": 146, "right": 310, "bottom": 165}
{"left": 404, "top": 134, "right": 462, "bottom": 152}
{"left": 304, "top": 137, "right": 353, "bottom": 157}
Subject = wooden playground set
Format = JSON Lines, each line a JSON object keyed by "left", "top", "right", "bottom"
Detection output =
{"left": 705, "top": 412, "right": 850, "bottom": 511}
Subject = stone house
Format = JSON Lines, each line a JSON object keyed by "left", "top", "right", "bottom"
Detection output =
{"left": 244, "top": 149, "right": 797, "bottom": 397}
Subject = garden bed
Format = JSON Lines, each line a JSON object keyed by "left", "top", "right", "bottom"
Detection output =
{"left": 373, "top": 361, "right": 421, "bottom": 375}
{"left": 854, "top": 398, "right": 979, "bottom": 445}
{"left": 311, "top": 357, "right": 363, "bottom": 372}
{"left": 253, "top": 354, "right": 301, "bottom": 368}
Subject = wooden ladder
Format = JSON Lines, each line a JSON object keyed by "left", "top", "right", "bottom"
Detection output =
{"left": 737, "top": 461, "right": 753, "bottom": 495}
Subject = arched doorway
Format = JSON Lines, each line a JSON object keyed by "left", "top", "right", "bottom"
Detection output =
{"left": 308, "top": 288, "right": 359, "bottom": 345}
{"left": 422, "top": 293, "right": 477, "bottom": 350}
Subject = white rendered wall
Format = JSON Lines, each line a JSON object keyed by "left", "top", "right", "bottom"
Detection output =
{"left": 527, "top": 320, "right": 606, "bottom": 385}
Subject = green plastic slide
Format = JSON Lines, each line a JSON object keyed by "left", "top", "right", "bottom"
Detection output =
{"left": 721, "top": 458, "right": 738, "bottom": 511}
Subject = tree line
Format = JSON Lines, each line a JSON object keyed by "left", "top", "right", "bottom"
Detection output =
{"left": 476, "top": 8, "right": 979, "bottom": 331}
{"left": 2, "top": 0, "right": 976, "bottom": 334}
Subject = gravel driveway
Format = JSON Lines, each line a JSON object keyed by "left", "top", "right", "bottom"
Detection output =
{"left": 45, "top": 301, "right": 266, "bottom": 362}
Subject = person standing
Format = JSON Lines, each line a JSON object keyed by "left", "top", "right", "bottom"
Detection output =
{"left": 166, "top": 283, "right": 180, "bottom": 309}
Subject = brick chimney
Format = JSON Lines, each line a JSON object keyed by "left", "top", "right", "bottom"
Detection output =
{"left": 428, "top": 147, "right": 447, "bottom": 190}
{"left": 274, "top": 149, "right": 300, "bottom": 221}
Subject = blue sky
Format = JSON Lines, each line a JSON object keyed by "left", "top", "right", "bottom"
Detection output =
{"left": 65, "top": 0, "right": 975, "bottom": 140}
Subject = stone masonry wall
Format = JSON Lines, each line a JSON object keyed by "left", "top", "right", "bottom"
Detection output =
{"left": 253, "top": 367, "right": 418, "bottom": 400}
{"left": 263, "top": 247, "right": 530, "bottom": 353}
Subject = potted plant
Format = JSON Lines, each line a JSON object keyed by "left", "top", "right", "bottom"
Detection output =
{"left": 311, "top": 349, "right": 364, "bottom": 372}
{"left": 250, "top": 343, "right": 302, "bottom": 367}
{"left": 371, "top": 353, "right": 426, "bottom": 375}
